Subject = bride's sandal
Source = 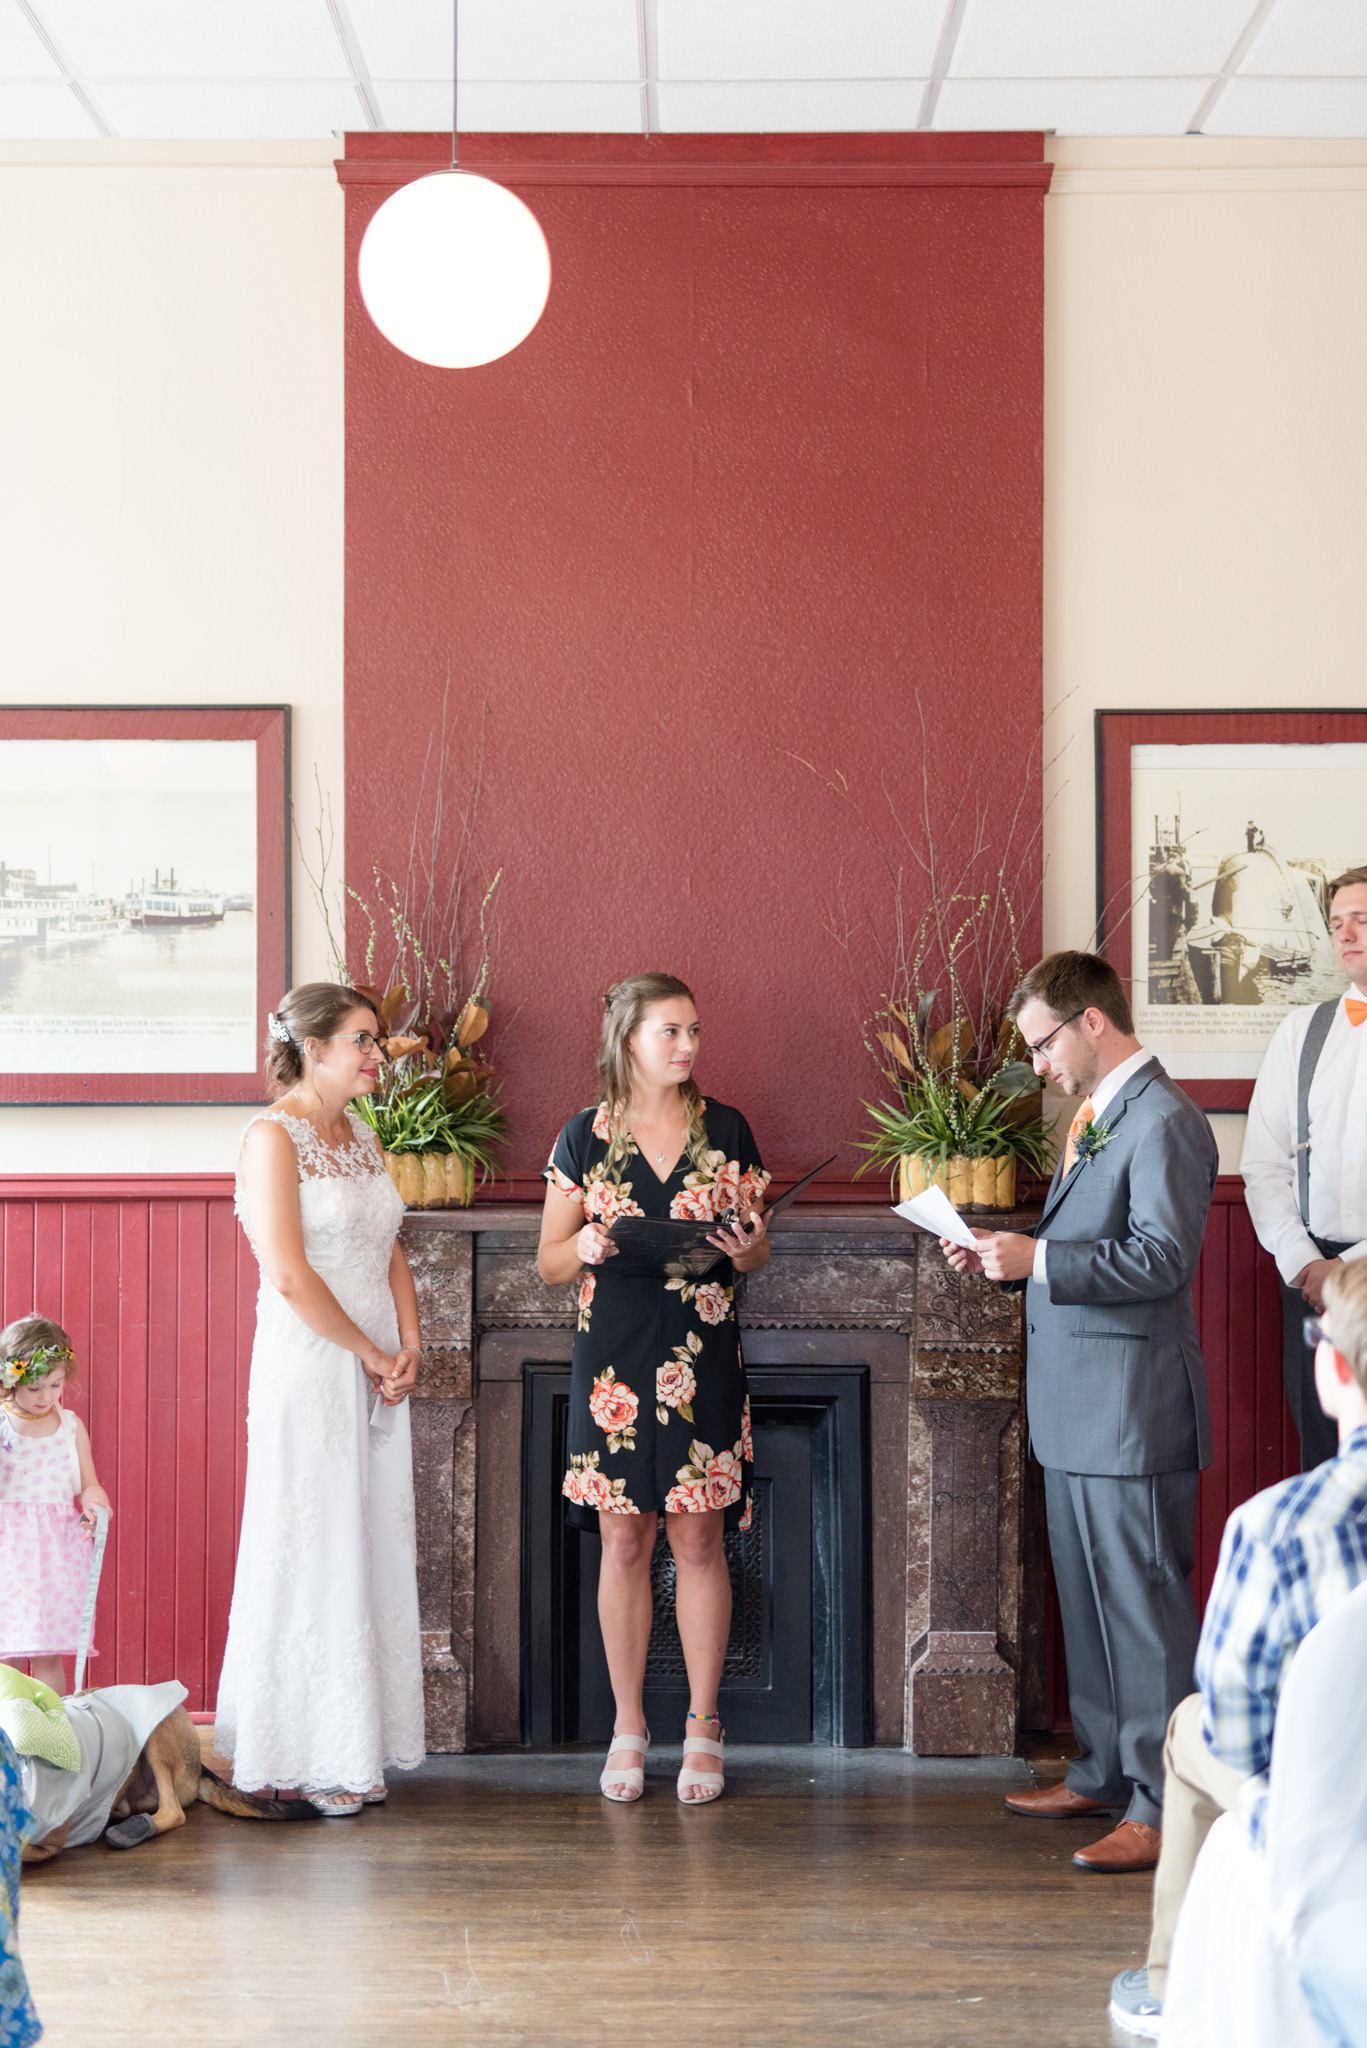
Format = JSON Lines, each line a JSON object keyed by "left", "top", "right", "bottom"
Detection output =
{"left": 677, "top": 1714, "right": 725, "bottom": 1804}
{"left": 600, "top": 1729, "right": 650, "bottom": 1802}
{"left": 306, "top": 1788, "right": 364, "bottom": 1818}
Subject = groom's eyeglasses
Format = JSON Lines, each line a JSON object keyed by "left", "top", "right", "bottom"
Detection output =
{"left": 1022, "top": 1008, "right": 1086, "bottom": 1061}
{"left": 1304, "top": 1316, "right": 1330, "bottom": 1349}
{"left": 334, "top": 1031, "right": 385, "bottom": 1055}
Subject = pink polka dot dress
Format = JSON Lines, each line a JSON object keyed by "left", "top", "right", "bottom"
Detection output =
{"left": 0, "top": 1404, "right": 95, "bottom": 1659}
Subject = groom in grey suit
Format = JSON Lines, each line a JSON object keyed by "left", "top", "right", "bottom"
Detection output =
{"left": 943, "top": 951, "right": 1218, "bottom": 1873}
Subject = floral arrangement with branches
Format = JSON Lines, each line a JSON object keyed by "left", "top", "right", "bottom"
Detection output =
{"left": 298, "top": 696, "right": 510, "bottom": 1187}
{"left": 792, "top": 698, "right": 1059, "bottom": 1191}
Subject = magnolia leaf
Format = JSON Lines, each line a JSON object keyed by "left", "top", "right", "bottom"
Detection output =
{"left": 926, "top": 1019, "right": 972, "bottom": 1074}
{"left": 380, "top": 983, "right": 409, "bottom": 1029}
{"left": 877, "top": 1030, "right": 913, "bottom": 1071}
{"left": 989, "top": 1060, "right": 1041, "bottom": 1101}
{"left": 916, "top": 990, "right": 938, "bottom": 1037}
{"left": 456, "top": 1001, "right": 489, "bottom": 1049}
{"left": 886, "top": 1002, "right": 908, "bottom": 1027}
{"left": 385, "top": 1034, "right": 426, "bottom": 1059}
{"left": 444, "top": 1066, "right": 479, "bottom": 1107}
{"left": 997, "top": 1014, "right": 1020, "bottom": 1063}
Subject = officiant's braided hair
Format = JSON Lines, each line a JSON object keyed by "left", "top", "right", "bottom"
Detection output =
{"left": 598, "top": 973, "right": 708, "bottom": 1173}
{"left": 266, "top": 981, "right": 373, "bottom": 1090}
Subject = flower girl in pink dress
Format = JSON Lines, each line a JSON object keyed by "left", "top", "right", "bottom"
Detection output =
{"left": 0, "top": 1315, "right": 112, "bottom": 1693}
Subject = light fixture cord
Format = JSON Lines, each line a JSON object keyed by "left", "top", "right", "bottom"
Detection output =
{"left": 451, "top": 0, "right": 459, "bottom": 168}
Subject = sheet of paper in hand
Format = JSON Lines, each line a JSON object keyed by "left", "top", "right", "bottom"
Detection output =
{"left": 892, "top": 1182, "right": 981, "bottom": 1251}
{"left": 605, "top": 1156, "right": 838, "bottom": 1280}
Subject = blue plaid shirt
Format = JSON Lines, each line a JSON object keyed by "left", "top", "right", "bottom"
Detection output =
{"left": 1196, "top": 1422, "right": 1367, "bottom": 1848}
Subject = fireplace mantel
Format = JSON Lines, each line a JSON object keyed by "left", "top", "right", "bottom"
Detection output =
{"left": 402, "top": 1202, "right": 1040, "bottom": 1755}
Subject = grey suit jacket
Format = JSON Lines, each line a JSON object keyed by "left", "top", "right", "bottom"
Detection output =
{"left": 1018, "top": 1057, "right": 1218, "bottom": 1477}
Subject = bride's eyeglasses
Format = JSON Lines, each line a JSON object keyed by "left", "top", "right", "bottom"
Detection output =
{"left": 334, "top": 1031, "right": 386, "bottom": 1056}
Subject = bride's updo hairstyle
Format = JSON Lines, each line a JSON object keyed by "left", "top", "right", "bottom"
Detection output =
{"left": 598, "top": 972, "right": 708, "bottom": 1171}
{"left": 266, "top": 981, "right": 372, "bottom": 1091}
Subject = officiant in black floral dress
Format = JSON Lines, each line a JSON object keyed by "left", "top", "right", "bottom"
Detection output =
{"left": 538, "top": 973, "right": 770, "bottom": 1806}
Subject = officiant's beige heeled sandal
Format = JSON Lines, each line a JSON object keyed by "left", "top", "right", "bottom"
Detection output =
{"left": 677, "top": 1717, "right": 725, "bottom": 1804}
{"left": 600, "top": 1729, "right": 650, "bottom": 1802}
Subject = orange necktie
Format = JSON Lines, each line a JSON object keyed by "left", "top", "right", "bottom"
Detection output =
{"left": 1347, "top": 998, "right": 1367, "bottom": 1027}
{"left": 1063, "top": 1096, "right": 1095, "bottom": 1175}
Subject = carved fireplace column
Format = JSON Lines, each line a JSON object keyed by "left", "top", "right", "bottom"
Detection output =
{"left": 906, "top": 1245, "right": 1027, "bottom": 1755}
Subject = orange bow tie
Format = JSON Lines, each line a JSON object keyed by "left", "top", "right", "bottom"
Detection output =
{"left": 1063, "top": 1096, "right": 1095, "bottom": 1175}
{"left": 1347, "top": 998, "right": 1367, "bottom": 1027}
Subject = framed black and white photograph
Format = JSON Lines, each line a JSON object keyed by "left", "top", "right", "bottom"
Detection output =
{"left": 0, "top": 704, "right": 289, "bottom": 1104}
{"left": 1097, "top": 709, "right": 1367, "bottom": 1109}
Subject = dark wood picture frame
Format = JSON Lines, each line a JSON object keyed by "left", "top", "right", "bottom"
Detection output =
{"left": 0, "top": 704, "right": 289, "bottom": 1105}
{"left": 1096, "top": 707, "right": 1367, "bottom": 1110}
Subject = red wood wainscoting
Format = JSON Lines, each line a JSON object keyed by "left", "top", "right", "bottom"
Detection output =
{"left": 1040, "top": 1174, "right": 1299, "bottom": 1729}
{"left": 2, "top": 1173, "right": 1295, "bottom": 1728}
{"left": 0, "top": 1176, "right": 248, "bottom": 1712}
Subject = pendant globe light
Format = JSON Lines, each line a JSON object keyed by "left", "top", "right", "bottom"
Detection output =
{"left": 357, "top": 1, "right": 551, "bottom": 369}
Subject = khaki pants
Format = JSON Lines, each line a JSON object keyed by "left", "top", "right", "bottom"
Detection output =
{"left": 1146, "top": 1692, "right": 1243, "bottom": 1997}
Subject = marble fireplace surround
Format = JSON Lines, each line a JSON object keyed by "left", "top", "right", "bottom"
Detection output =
{"left": 401, "top": 1204, "right": 1044, "bottom": 1755}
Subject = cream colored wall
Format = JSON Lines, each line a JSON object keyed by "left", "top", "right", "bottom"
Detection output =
{"left": 1042, "top": 139, "right": 1367, "bottom": 1173}
{"left": 0, "top": 143, "right": 344, "bottom": 1175}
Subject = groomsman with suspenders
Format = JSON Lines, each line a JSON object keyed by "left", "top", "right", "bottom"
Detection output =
{"left": 1243, "top": 868, "right": 1367, "bottom": 1471}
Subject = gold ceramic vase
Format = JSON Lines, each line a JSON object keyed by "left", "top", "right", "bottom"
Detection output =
{"left": 382, "top": 1151, "right": 473, "bottom": 1209}
{"left": 899, "top": 1152, "right": 1015, "bottom": 1212}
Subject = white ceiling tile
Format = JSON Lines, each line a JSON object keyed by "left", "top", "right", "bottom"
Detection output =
{"left": 952, "top": 0, "right": 1253, "bottom": 79}
{"left": 374, "top": 77, "right": 641, "bottom": 129}
{"left": 0, "top": 76, "right": 96, "bottom": 133}
{"left": 1243, "top": 0, "right": 1367, "bottom": 76}
{"left": 659, "top": 0, "right": 943, "bottom": 83}
{"left": 348, "top": 0, "right": 638, "bottom": 84}
{"left": 90, "top": 78, "right": 366, "bottom": 137}
{"left": 31, "top": 0, "right": 350, "bottom": 80}
{"left": 657, "top": 79, "right": 925, "bottom": 131}
{"left": 935, "top": 76, "right": 1208, "bottom": 132}
{"left": 1203, "top": 75, "right": 1367, "bottom": 132}
{"left": 0, "top": 1, "right": 62, "bottom": 78}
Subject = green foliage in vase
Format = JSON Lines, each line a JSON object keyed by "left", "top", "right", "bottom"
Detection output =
{"left": 854, "top": 1065, "right": 1056, "bottom": 1195}
{"left": 352, "top": 1059, "right": 511, "bottom": 1186}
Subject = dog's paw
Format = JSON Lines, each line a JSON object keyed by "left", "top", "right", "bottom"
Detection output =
{"left": 105, "top": 1813, "right": 158, "bottom": 1849}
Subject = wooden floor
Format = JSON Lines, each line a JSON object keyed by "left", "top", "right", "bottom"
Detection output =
{"left": 20, "top": 1745, "right": 1147, "bottom": 2047}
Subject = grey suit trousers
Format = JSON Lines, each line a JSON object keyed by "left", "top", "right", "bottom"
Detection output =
{"left": 1044, "top": 1465, "right": 1201, "bottom": 1830}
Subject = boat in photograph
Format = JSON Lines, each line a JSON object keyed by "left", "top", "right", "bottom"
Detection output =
{"left": 127, "top": 867, "right": 226, "bottom": 930}
{"left": 0, "top": 860, "right": 125, "bottom": 949}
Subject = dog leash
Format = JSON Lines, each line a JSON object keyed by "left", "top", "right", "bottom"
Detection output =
{"left": 73, "top": 1504, "right": 110, "bottom": 1694}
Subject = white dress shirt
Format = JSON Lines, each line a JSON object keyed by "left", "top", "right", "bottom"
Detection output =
{"left": 1031, "top": 1046, "right": 1155, "bottom": 1286}
{"left": 1242, "top": 992, "right": 1367, "bottom": 1285}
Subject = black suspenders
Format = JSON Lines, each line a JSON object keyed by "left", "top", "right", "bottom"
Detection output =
{"left": 1296, "top": 1000, "right": 1339, "bottom": 1229}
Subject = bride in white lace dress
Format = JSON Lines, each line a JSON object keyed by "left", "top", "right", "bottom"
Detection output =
{"left": 214, "top": 982, "right": 426, "bottom": 1813}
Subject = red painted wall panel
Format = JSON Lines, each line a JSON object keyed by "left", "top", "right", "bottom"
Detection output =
{"left": 340, "top": 136, "right": 1049, "bottom": 1181}
{"left": 0, "top": 1178, "right": 247, "bottom": 1712}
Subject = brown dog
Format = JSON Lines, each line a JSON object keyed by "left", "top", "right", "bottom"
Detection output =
{"left": 22, "top": 1704, "right": 317, "bottom": 1860}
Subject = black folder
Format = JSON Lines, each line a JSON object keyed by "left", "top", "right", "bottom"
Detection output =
{"left": 602, "top": 1156, "right": 837, "bottom": 1279}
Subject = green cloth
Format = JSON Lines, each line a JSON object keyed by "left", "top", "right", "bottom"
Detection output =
{"left": 0, "top": 1666, "right": 79, "bottom": 1774}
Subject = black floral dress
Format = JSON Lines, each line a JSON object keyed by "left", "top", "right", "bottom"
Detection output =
{"left": 544, "top": 1099, "right": 769, "bottom": 1531}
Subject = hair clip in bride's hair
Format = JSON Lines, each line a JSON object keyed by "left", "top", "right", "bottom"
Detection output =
{"left": 267, "top": 1012, "right": 293, "bottom": 1045}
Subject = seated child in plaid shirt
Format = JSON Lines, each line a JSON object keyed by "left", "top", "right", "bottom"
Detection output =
{"left": 1109, "top": 1255, "right": 1367, "bottom": 2036}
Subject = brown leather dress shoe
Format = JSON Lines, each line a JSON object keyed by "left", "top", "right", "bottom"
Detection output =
{"left": 1071, "top": 1820, "right": 1161, "bottom": 1872}
{"left": 1003, "top": 1782, "right": 1116, "bottom": 1819}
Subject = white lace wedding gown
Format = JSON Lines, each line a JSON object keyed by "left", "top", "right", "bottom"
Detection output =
{"left": 213, "top": 1109, "right": 426, "bottom": 1792}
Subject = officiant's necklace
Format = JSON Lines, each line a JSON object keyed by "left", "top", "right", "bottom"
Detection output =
{"left": 630, "top": 1106, "right": 685, "bottom": 1164}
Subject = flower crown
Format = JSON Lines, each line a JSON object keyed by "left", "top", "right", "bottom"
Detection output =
{"left": 1, "top": 1341, "right": 75, "bottom": 1392}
